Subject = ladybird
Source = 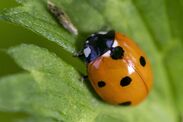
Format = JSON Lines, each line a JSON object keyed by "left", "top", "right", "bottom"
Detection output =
{"left": 82, "top": 30, "right": 153, "bottom": 106}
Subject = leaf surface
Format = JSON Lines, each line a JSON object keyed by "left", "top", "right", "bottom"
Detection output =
{"left": 0, "top": 0, "right": 183, "bottom": 121}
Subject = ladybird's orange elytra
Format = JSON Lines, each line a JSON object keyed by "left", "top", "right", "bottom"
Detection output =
{"left": 82, "top": 30, "right": 153, "bottom": 106}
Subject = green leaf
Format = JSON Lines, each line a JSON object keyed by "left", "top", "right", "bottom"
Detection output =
{"left": 0, "top": 0, "right": 75, "bottom": 52}
{"left": 0, "top": 111, "right": 57, "bottom": 122}
{"left": 0, "top": 73, "right": 57, "bottom": 122}
{"left": 0, "top": 0, "right": 183, "bottom": 121}
{"left": 1, "top": 44, "right": 177, "bottom": 122}
{"left": 7, "top": 44, "right": 96, "bottom": 121}
{"left": 165, "top": 45, "right": 183, "bottom": 112}
{"left": 0, "top": 0, "right": 106, "bottom": 53}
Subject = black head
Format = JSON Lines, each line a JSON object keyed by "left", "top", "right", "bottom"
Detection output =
{"left": 83, "top": 30, "right": 115, "bottom": 63}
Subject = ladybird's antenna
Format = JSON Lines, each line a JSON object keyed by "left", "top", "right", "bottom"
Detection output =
{"left": 98, "top": 26, "right": 112, "bottom": 32}
{"left": 47, "top": 0, "right": 78, "bottom": 35}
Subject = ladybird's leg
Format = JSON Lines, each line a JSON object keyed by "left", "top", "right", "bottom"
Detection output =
{"left": 73, "top": 49, "right": 84, "bottom": 57}
{"left": 82, "top": 75, "right": 88, "bottom": 81}
{"left": 81, "top": 75, "right": 88, "bottom": 85}
{"left": 78, "top": 75, "right": 88, "bottom": 83}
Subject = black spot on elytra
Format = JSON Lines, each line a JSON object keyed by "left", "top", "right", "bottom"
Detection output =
{"left": 98, "top": 81, "right": 106, "bottom": 88}
{"left": 110, "top": 46, "right": 124, "bottom": 59}
{"left": 119, "top": 101, "right": 132, "bottom": 106}
{"left": 120, "top": 76, "right": 132, "bottom": 87}
{"left": 140, "top": 56, "right": 146, "bottom": 67}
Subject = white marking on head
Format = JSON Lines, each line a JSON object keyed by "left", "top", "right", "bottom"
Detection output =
{"left": 112, "top": 40, "right": 118, "bottom": 47}
{"left": 102, "top": 50, "right": 111, "bottom": 57}
{"left": 97, "top": 31, "right": 107, "bottom": 35}
{"left": 91, "top": 34, "right": 95, "bottom": 37}
{"left": 86, "top": 40, "right": 89, "bottom": 43}
{"left": 84, "top": 47, "right": 91, "bottom": 58}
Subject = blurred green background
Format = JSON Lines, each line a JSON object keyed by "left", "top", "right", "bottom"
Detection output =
{"left": 0, "top": 0, "right": 183, "bottom": 122}
{"left": 0, "top": 1, "right": 30, "bottom": 76}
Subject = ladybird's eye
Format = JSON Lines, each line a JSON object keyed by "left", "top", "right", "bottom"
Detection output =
{"left": 110, "top": 46, "right": 124, "bottom": 59}
{"left": 139, "top": 56, "right": 146, "bottom": 67}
